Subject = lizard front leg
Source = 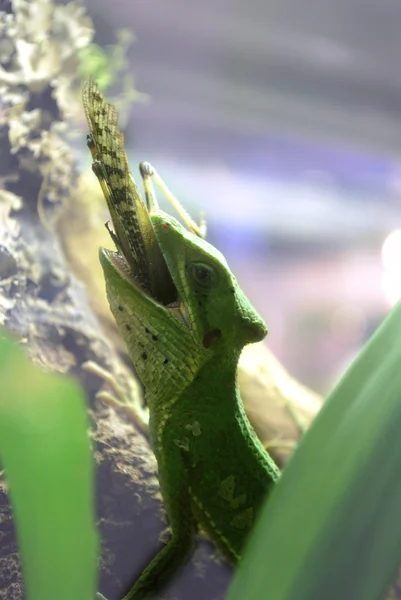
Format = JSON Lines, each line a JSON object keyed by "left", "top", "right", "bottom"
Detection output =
{"left": 83, "top": 361, "right": 149, "bottom": 433}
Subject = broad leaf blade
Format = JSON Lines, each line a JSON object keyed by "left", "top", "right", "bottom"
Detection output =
{"left": 228, "top": 301, "right": 401, "bottom": 600}
{"left": 0, "top": 335, "right": 98, "bottom": 600}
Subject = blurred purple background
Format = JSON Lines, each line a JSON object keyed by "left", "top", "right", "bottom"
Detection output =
{"left": 82, "top": 0, "right": 401, "bottom": 393}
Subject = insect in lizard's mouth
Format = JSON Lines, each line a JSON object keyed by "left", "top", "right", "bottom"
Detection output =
{"left": 100, "top": 243, "right": 180, "bottom": 310}
{"left": 99, "top": 212, "right": 192, "bottom": 329}
{"left": 83, "top": 79, "right": 190, "bottom": 314}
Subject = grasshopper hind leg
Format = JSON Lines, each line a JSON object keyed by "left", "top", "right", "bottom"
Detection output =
{"left": 139, "top": 161, "right": 207, "bottom": 239}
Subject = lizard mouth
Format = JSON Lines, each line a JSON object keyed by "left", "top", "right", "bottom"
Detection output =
{"left": 99, "top": 244, "right": 191, "bottom": 329}
{"left": 101, "top": 249, "right": 141, "bottom": 288}
{"left": 99, "top": 244, "right": 181, "bottom": 310}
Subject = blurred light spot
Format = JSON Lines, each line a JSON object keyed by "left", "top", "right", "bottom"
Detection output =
{"left": 381, "top": 230, "right": 401, "bottom": 305}
{"left": 382, "top": 230, "right": 401, "bottom": 271}
{"left": 382, "top": 271, "right": 401, "bottom": 307}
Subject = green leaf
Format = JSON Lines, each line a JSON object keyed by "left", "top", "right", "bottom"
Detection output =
{"left": 0, "top": 334, "right": 98, "bottom": 600}
{"left": 228, "top": 301, "right": 401, "bottom": 600}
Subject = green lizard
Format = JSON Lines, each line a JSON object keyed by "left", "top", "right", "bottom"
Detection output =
{"left": 82, "top": 80, "right": 281, "bottom": 600}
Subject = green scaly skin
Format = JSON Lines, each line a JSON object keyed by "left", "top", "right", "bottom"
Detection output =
{"left": 99, "top": 210, "right": 280, "bottom": 599}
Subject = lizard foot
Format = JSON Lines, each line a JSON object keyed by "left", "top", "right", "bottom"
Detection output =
{"left": 82, "top": 361, "right": 149, "bottom": 434}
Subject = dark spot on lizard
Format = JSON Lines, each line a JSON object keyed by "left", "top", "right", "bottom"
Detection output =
{"left": 145, "top": 327, "right": 150, "bottom": 333}
{"left": 152, "top": 334, "right": 158, "bottom": 341}
{"left": 141, "top": 352, "right": 148, "bottom": 360}
{"left": 202, "top": 329, "right": 222, "bottom": 349}
{"left": 163, "top": 358, "right": 169, "bottom": 365}
{"left": 125, "top": 324, "right": 132, "bottom": 332}
{"left": 118, "top": 305, "right": 124, "bottom": 311}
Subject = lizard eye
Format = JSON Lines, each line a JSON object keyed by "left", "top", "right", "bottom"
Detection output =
{"left": 187, "top": 262, "right": 216, "bottom": 289}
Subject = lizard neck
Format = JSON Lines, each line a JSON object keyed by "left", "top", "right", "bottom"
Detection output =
{"left": 182, "top": 349, "right": 241, "bottom": 410}
{"left": 148, "top": 346, "right": 245, "bottom": 423}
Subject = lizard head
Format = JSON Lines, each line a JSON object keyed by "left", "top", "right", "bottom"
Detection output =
{"left": 99, "top": 211, "right": 267, "bottom": 405}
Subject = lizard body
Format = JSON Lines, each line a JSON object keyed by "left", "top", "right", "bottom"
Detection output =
{"left": 99, "top": 215, "right": 280, "bottom": 598}
{"left": 83, "top": 81, "right": 280, "bottom": 599}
